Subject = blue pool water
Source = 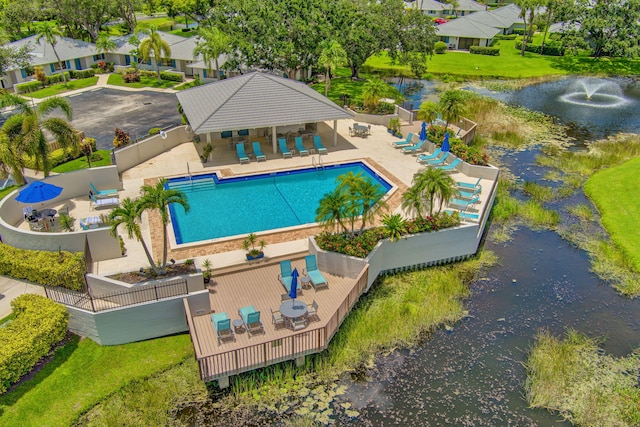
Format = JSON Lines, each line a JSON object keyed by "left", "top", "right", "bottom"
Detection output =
{"left": 167, "top": 162, "right": 392, "bottom": 244}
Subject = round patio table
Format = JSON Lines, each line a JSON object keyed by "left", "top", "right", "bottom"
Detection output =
{"left": 39, "top": 208, "right": 57, "bottom": 221}
{"left": 279, "top": 299, "right": 308, "bottom": 319}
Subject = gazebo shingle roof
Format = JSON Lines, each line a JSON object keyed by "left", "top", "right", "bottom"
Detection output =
{"left": 175, "top": 72, "right": 353, "bottom": 134}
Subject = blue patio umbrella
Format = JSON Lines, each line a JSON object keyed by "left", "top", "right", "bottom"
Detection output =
{"left": 441, "top": 132, "right": 450, "bottom": 152}
{"left": 289, "top": 268, "right": 299, "bottom": 305}
{"left": 15, "top": 181, "right": 63, "bottom": 204}
{"left": 419, "top": 121, "right": 427, "bottom": 142}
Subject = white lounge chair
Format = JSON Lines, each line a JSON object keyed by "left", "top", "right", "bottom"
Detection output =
{"left": 90, "top": 193, "right": 119, "bottom": 209}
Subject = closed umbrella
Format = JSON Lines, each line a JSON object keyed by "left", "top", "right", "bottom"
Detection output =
{"left": 441, "top": 132, "right": 450, "bottom": 152}
{"left": 15, "top": 181, "right": 63, "bottom": 204}
{"left": 419, "top": 121, "right": 427, "bottom": 142}
{"left": 289, "top": 268, "right": 299, "bottom": 306}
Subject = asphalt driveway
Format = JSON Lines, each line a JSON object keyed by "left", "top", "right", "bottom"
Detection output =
{"left": 53, "top": 88, "right": 182, "bottom": 150}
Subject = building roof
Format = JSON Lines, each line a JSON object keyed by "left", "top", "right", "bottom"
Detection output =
{"left": 176, "top": 72, "right": 353, "bottom": 134}
{"left": 436, "top": 16, "right": 501, "bottom": 39}
{"left": 414, "top": 0, "right": 451, "bottom": 12}
{"left": 7, "top": 35, "right": 97, "bottom": 68}
{"left": 455, "top": 0, "right": 486, "bottom": 13}
{"left": 112, "top": 31, "right": 199, "bottom": 61}
{"left": 412, "top": 0, "right": 485, "bottom": 13}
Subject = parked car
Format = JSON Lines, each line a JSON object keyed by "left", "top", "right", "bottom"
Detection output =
{"left": 434, "top": 18, "right": 448, "bottom": 25}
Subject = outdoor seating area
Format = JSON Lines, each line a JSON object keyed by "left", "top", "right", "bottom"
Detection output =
{"left": 350, "top": 123, "right": 371, "bottom": 137}
{"left": 392, "top": 133, "right": 415, "bottom": 147}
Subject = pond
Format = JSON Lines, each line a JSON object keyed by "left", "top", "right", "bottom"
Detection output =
{"left": 336, "top": 77, "right": 640, "bottom": 425}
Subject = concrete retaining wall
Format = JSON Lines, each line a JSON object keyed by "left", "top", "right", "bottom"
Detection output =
{"left": 113, "top": 126, "right": 193, "bottom": 173}
{"left": 345, "top": 107, "right": 397, "bottom": 127}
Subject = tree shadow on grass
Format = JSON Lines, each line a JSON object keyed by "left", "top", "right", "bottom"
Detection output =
{"left": 0, "top": 333, "right": 80, "bottom": 415}
{"left": 548, "top": 56, "right": 640, "bottom": 75}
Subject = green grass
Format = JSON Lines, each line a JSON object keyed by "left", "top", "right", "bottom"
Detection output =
{"left": 107, "top": 73, "right": 179, "bottom": 89}
{"left": 26, "top": 77, "right": 99, "bottom": 99}
{"left": 0, "top": 185, "right": 18, "bottom": 200}
{"left": 525, "top": 329, "right": 640, "bottom": 426}
{"left": 51, "top": 150, "right": 112, "bottom": 173}
{"left": 0, "top": 334, "right": 193, "bottom": 427}
{"left": 523, "top": 181, "right": 557, "bottom": 203}
{"left": 310, "top": 67, "right": 403, "bottom": 107}
{"left": 364, "top": 40, "right": 640, "bottom": 79}
{"left": 136, "top": 17, "right": 178, "bottom": 32}
{"left": 585, "top": 157, "right": 640, "bottom": 272}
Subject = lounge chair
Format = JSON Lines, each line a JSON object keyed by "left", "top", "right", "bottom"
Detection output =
{"left": 313, "top": 135, "right": 327, "bottom": 154}
{"left": 271, "top": 308, "right": 286, "bottom": 329}
{"left": 445, "top": 209, "right": 479, "bottom": 222}
{"left": 22, "top": 206, "right": 33, "bottom": 220}
{"left": 90, "top": 193, "right": 119, "bottom": 209}
{"left": 457, "top": 177, "right": 482, "bottom": 191}
{"left": 391, "top": 133, "right": 414, "bottom": 147}
{"left": 448, "top": 195, "right": 480, "bottom": 211}
{"left": 307, "top": 300, "right": 319, "bottom": 322}
{"left": 236, "top": 143, "right": 250, "bottom": 164}
{"left": 417, "top": 148, "right": 442, "bottom": 163}
{"left": 278, "top": 138, "right": 292, "bottom": 158}
{"left": 424, "top": 152, "right": 450, "bottom": 166}
{"left": 238, "top": 305, "right": 265, "bottom": 337}
{"left": 211, "top": 312, "right": 235, "bottom": 345}
{"left": 303, "top": 254, "right": 328, "bottom": 290}
{"left": 402, "top": 139, "right": 426, "bottom": 153}
{"left": 436, "top": 158, "right": 461, "bottom": 172}
{"left": 457, "top": 185, "right": 481, "bottom": 200}
{"left": 294, "top": 137, "right": 309, "bottom": 156}
{"left": 278, "top": 260, "right": 302, "bottom": 293}
{"left": 80, "top": 216, "right": 101, "bottom": 230}
{"left": 90, "top": 182, "right": 118, "bottom": 198}
{"left": 252, "top": 142, "right": 266, "bottom": 161}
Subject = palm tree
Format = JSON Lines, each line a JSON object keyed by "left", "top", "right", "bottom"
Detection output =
{"left": 439, "top": 90, "right": 466, "bottom": 131}
{"left": 95, "top": 34, "right": 116, "bottom": 57}
{"left": 193, "top": 26, "right": 230, "bottom": 80}
{"left": 362, "top": 78, "right": 388, "bottom": 111}
{"left": 0, "top": 93, "right": 79, "bottom": 178}
{"left": 139, "top": 26, "right": 171, "bottom": 83}
{"left": 357, "top": 178, "right": 388, "bottom": 232}
{"left": 416, "top": 101, "right": 440, "bottom": 128}
{"left": 109, "top": 197, "right": 160, "bottom": 275}
{"left": 401, "top": 184, "right": 428, "bottom": 219}
{"left": 316, "top": 189, "right": 349, "bottom": 233}
{"left": 138, "top": 179, "right": 189, "bottom": 274}
{"left": 36, "top": 22, "right": 67, "bottom": 84}
{"left": 0, "top": 129, "right": 27, "bottom": 185}
{"left": 318, "top": 40, "right": 347, "bottom": 97}
{"left": 382, "top": 213, "right": 407, "bottom": 242}
{"left": 413, "top": 167, "right": 458, "bottom": 215}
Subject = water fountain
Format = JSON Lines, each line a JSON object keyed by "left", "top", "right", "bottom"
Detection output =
{"left": 559, "top": 77, "right": 630, "bottom": 108}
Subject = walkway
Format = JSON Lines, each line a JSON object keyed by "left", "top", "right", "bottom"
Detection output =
{"left": 0, "top": 276, "right": 46, "bottom": 319}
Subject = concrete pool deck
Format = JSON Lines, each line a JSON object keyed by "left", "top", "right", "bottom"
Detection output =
{"left": 92, "top": 120, "right": 492, "bottom": 276}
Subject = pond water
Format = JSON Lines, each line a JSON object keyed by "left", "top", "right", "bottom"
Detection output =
{"left": 337, "top": 77, "right": 640, "bottom": 425}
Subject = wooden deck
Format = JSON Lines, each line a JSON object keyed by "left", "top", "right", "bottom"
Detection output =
{"left": 185, "top": 256, "right": 369, "bottom": 381}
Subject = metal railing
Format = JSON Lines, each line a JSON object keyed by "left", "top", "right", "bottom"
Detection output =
{"left": 46, "top": 278, "right": 189, "bottom": 313}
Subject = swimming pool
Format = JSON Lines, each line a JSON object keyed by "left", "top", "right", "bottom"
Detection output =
{"left": 167, "top": 162, "right": 392, "bottom": 244}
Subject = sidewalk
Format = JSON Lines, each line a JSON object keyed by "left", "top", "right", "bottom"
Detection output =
{"left": 0, "top": 275, "right": 46, "bottom": 319}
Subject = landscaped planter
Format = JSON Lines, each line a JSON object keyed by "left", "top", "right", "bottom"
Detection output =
{"left": 246, "top": 252, "right": 265, "bottom": 261}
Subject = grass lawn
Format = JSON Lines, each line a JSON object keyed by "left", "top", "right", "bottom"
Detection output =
{"left": 365, "top": 40, "right": 640, "bottom": 79}
{"left": 0, "top": 185, "right": 18, "bottom": 200}
{"left": 310, "top": 67, "right": 403, "bottom": 106}
{"left": 584, "top": 157, "right": 640, "bottom": 271}
{"left": 51, "top": 150, "right": 112, "bottom": 173}
{"left": 107, "top": 73, "right": 179, "bottom": 89}
{"left": 26, "top": 77, "right": 99, "bottom": 99}
{"left": 136, "top": 16, "right": 178, "bottom": 32}
{"left": 0, "top": 334, "right": 194, "bottom": 427}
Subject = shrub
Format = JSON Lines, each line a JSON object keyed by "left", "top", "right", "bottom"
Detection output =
{"left": 34, "top": 66, "right": 46, "bottom": 86}
{"left": 372, "top": 101, "right": 396, "bottom": 115}
{"left": 494, "top": 34, "right": 517, "bottom": 40}
{"left": 15, "top": 80, "right": 44, "bottom": 94}
{"left": 428, "top": 124, "right": 489, "bottom": 166}
{"left": 434, "top": 41, "right": 448, "bottom": 54}
{"left": 123, "top": 72, "right": 140, "bottom": 83}
{"left": 515, "top": 41, "right": 565, "bottom": 56}
{"left": 160, "top": 71, "right": 183, "bottom": 82}
{"left": 469, "top": 46, "right": 500, "bottom": 56}
{"left": 69, "top": 69, "right": 96, "bottom": 79}
{"left": 45, "top": 72, "right": 70, "bottom": 86}
{"left": 113, "top": 128, "right": 131, "bottom": 148}
{"left": 0, "top": 294, "right": 68, "bottom": 394}
{"left": 0, "top": 244, "right": 86, "bottom": 290}
{"left": 149, "top": 127, "right": 162, "bottom": 135}
{"left": 82, "top": 137, "right": 97, "bottom": 151}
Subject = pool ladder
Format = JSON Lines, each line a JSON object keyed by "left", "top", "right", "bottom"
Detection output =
{"left": 312, "top": 155, "right": 324, "bottom": 172}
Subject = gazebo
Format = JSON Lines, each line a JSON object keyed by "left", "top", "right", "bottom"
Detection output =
{"left": 175, "top": 72, "right": 354, "bottom": 154}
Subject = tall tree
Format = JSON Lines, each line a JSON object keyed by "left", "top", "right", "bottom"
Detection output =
{"left": 47, "top": 0, "right": 115, "bottom": 42}
{"left": 439, "top": 90, "right": 467, "bottom": 130}
{"left": 109, "top": 197, "right": 160, "bottom": 275}
{"left": 1, "top": 0, "right": 38, "bottom": 39}
{"left": 36, "top": 22, "right": 68, "bottom": 84}
{"left": 412, "top": 167, "right": 457, "bottom": 216}
{"left": 318, "top": 40, "right": 347, "bottom": 97}
{"left": 193, "top": 26, "right": 231, "bottom": 79}
{"left": 139, "top": 26, "right": 171, "bottom": 82}
{"left": 116, "top": 0, "right": 140, "bottom": 34}
{"left": 362, "top": 78, "right": 388, "bottom": 111}
{"left": 416, "top": 101, "right": 440, "bottom": 128}
{"left": 0, "top": 44, "right": 32, "bottom": 83}
{"left": 138, "top": 179, "right": 189, "bottom": 274}
{"left": 0, "top": 94, "right": 79, "bottom": 178}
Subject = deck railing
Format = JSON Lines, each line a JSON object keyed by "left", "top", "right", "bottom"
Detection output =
{"left": 46, "top": 278, "right": 189, "bottom": 312}
{"left": 187, "top": 266, "right": 369, "bottom": 381}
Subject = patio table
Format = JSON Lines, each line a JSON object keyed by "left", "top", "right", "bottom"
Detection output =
{"left": 279, "top": 299, "right": 308, "bottom": 319}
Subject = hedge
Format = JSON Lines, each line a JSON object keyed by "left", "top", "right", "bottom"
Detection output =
{"left": 469, "top": 46, "right": 500, "bottom": 56}
{"left": 0, "top": 294, "right": 68, "bottom": 394}
{"left": 15, "top": 80, "right": 43, "bottom": 94}
{"left": 494, "top": 34, "right": 517, "bottom": 40}
{"left": 434, "top": 41, "right": 447, "bottom": 54}
{"left": 69, "top": 69, "right": 96, "bottom": 79}
{"left": 515, "top": 41, "right": 565, "bottom": 56}
{"left": 160, "top": 71, "right": 183, "bottom": 82}
{"left": 0, "top": 244, "right": 86, "bottom": 290}
{"left": 45, "top": 72, "right": 70, "bottom": 86}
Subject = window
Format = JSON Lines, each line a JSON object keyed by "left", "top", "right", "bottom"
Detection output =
{"left": 160, "top": 58, "right": 173, "bottom": 67}
{"left": 93, "top": 54, "right": 105, "bottom": 61}
{"left": 52, "top": 61, "right": 69, "bottom": 71}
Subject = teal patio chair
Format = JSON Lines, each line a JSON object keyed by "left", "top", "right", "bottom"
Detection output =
{"left": 239, "top": 305, "right": 265, "bottom": 337}
{"left": 278, "top": 138, "right": 292, "bottom": 158}
{"left": 295, "top": 136, "right": 309, "bottom": 156}
{"left": 424, "top": 152, "right": 450, "bottom": 166}
{"left": 211, "top": 312, "right": 235, "bottom": 345}
{"left": 416, "top": 148, "right": 442, "bottom": 163}
{"left": 445, "top": 209, "right": 479, "bottom": 222}
{"left": 252, "top": 141, "right": 266, "bottom": 162}
{"left": 278, "top": 260, "right": 293, "bottom": 291}
{"left": 304, "top": 254, "right": 328, "bottom": 290}
{"left": 313, "top": 135, "right": 327, "bottom": 154}
{"left": 457, "top": 177, "right": 482, "bottom": 191}
{"left": 448, "top": 195, "right": 480, "bottom": 211}
{"left": 435, "top": 158, "right": 461, "bottom": 173}
{"left": 90, "top": 182, "right": 118, "bottom": 198}
{"left": 402, "top": 138, "right": 426, "bottom": 153}
{"left": 391, "top": 133, "right": 414, "bottom": 147}
{"left": 457, "top": 185, "right": 481, "bottom": 200}
{"left": 236, "top": 143, "right": 250, "bottom": 164}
